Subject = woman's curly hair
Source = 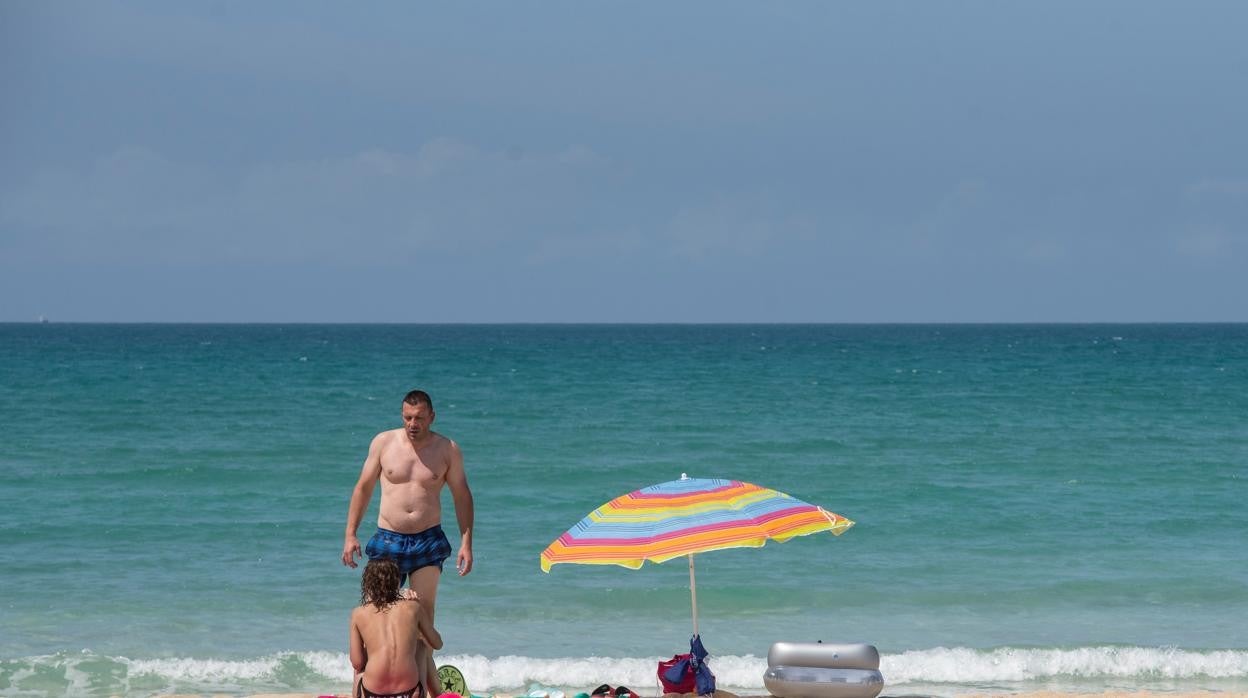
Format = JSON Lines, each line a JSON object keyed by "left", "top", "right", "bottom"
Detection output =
{"left": 361, "top": 558, "right": 403, "bottom": 609}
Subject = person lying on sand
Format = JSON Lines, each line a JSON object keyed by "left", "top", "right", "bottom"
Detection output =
{"left": 351, "top": 558, "right": 444, "bottom": 698}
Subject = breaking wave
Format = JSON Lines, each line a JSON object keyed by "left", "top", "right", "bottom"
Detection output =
{"left": 2, "top": 646, "right": 1246, "bottom": 696}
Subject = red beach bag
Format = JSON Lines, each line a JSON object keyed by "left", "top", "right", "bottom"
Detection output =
{"left": 657, "top": 654, "right": 697, "bottom": 694}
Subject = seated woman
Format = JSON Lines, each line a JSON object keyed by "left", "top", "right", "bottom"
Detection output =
{"left": 351, "top": 557, "right": 444, "bottom": 698}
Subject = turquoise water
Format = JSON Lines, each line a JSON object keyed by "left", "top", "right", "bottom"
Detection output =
{"left": 1, "top": 324, "right": 1246, "bottom": 696}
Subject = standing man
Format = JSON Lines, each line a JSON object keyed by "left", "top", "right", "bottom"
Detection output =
{"left": 342, "top": 389, "right": 474, "bottom": 693}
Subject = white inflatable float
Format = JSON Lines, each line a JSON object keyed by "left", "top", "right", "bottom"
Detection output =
{"left": 763, "top": 642, "right": 884, "bottom": 698}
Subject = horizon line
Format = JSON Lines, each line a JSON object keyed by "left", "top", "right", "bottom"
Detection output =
{"left": 4, "top": 320, "right": 1247, "bottom": 326}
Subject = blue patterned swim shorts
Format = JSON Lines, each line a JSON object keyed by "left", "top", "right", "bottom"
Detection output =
{"left": 365, "top": 525, "right": 453, "bottom": 582}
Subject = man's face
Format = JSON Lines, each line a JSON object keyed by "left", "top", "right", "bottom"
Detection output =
{"left": 402, "top": 401, "right": 434, "bottom": 439}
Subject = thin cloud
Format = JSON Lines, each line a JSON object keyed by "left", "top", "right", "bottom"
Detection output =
{"left": 3, "top": 139, "right": 617, "bottom": 266}
{"left": 1186, "top": 179, "right": 1248, "bottom": 198}
{"left": 664, "top": 195, "right": 816, "bottom": 261}
{"left": 1174, "top": 225, "right": 1239, "bottom": 259}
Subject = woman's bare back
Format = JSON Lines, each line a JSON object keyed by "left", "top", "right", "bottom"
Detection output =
{"left": 351, "top": 600, "right": 441, "bottom": 694}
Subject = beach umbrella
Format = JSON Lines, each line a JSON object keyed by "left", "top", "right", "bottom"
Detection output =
{"left": 540, "top": 474, "right": 854, "bottom": 636}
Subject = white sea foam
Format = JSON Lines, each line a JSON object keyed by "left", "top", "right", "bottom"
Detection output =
{"left": 432, "top": 653, "right": 769, "bottom": 692}
{"left": 446, "top": 648, "right": 1248, "bottom": 689}
{"left": 882, "top": 646, "right": 1248, "bottom": 683}
{"left": 126, "top": 654, "right": 283, "bottom": 681}
{"left": 5, "top": 647, "right": 1247, "bottom": 694}
{"left": 130, "top": 647, "right": 1248, "bottom": 689}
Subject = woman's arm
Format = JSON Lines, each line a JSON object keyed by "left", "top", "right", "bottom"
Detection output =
{"left": 415, "top": 604, "right": 443, "bottom": 650}
{"left": 349, "top": 610, "right": 368, "bottom": 673}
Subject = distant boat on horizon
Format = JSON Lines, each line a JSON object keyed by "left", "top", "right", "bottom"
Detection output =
{"left": 37, "top": 315, "right": 49, "bottom": 324}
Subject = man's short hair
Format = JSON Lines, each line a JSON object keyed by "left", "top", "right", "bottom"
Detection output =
{"left": 403, "top": 390, "right": 434, "bottom": 410}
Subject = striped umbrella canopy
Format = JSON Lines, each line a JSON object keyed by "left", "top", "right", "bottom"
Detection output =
{"left": 540, "top": 475, "right": 854, "bottom": 634}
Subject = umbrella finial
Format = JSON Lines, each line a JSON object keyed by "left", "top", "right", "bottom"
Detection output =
{"left": 681, "top": 472, "right": 689, "bottom": 480}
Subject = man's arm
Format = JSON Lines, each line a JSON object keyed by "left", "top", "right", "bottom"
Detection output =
{"left": 414, "top": 603, "right": 443, "bottom": 650}
{"left": 342, "top": 433, "right": 385, "bottom": 568}
{"left": 445, "top": 440, "right": 475, "bottom": 576}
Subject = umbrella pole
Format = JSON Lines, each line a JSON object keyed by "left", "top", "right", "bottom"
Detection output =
{"left": 688, "top": 553, "right": 699, "bottom": 636}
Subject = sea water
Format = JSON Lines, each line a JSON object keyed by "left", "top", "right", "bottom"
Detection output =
{"left": 1, "top": 324, "right": 1245, "bottom": 696}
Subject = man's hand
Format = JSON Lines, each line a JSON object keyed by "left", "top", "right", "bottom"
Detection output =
{"left": 342, "top": 536, "right": 361, "bottom": 568}
{"left": 456, "top": 546, "right": 473, "bottom": 576}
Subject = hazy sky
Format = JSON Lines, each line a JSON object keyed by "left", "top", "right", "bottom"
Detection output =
{"left": 3, "top": 1, "right": 1246, "bottom": 322}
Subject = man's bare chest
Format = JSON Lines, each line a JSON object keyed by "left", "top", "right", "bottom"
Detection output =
{"left": 380, "top": 439, "right": 447, "bottom": 485}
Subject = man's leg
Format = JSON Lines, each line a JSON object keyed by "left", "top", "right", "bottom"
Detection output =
{"left": 409, "top": 566, "right": 442, "bottom": 694}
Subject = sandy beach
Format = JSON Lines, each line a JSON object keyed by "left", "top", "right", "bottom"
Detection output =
{"left": 963, "top": 694, "right": 1248, "bottom": 698}
{"left": 179, "top": 692, "right": 1248, "bottom": 698}
{"left": 191, "top": 693, "right": 1248, "bottom": 698}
